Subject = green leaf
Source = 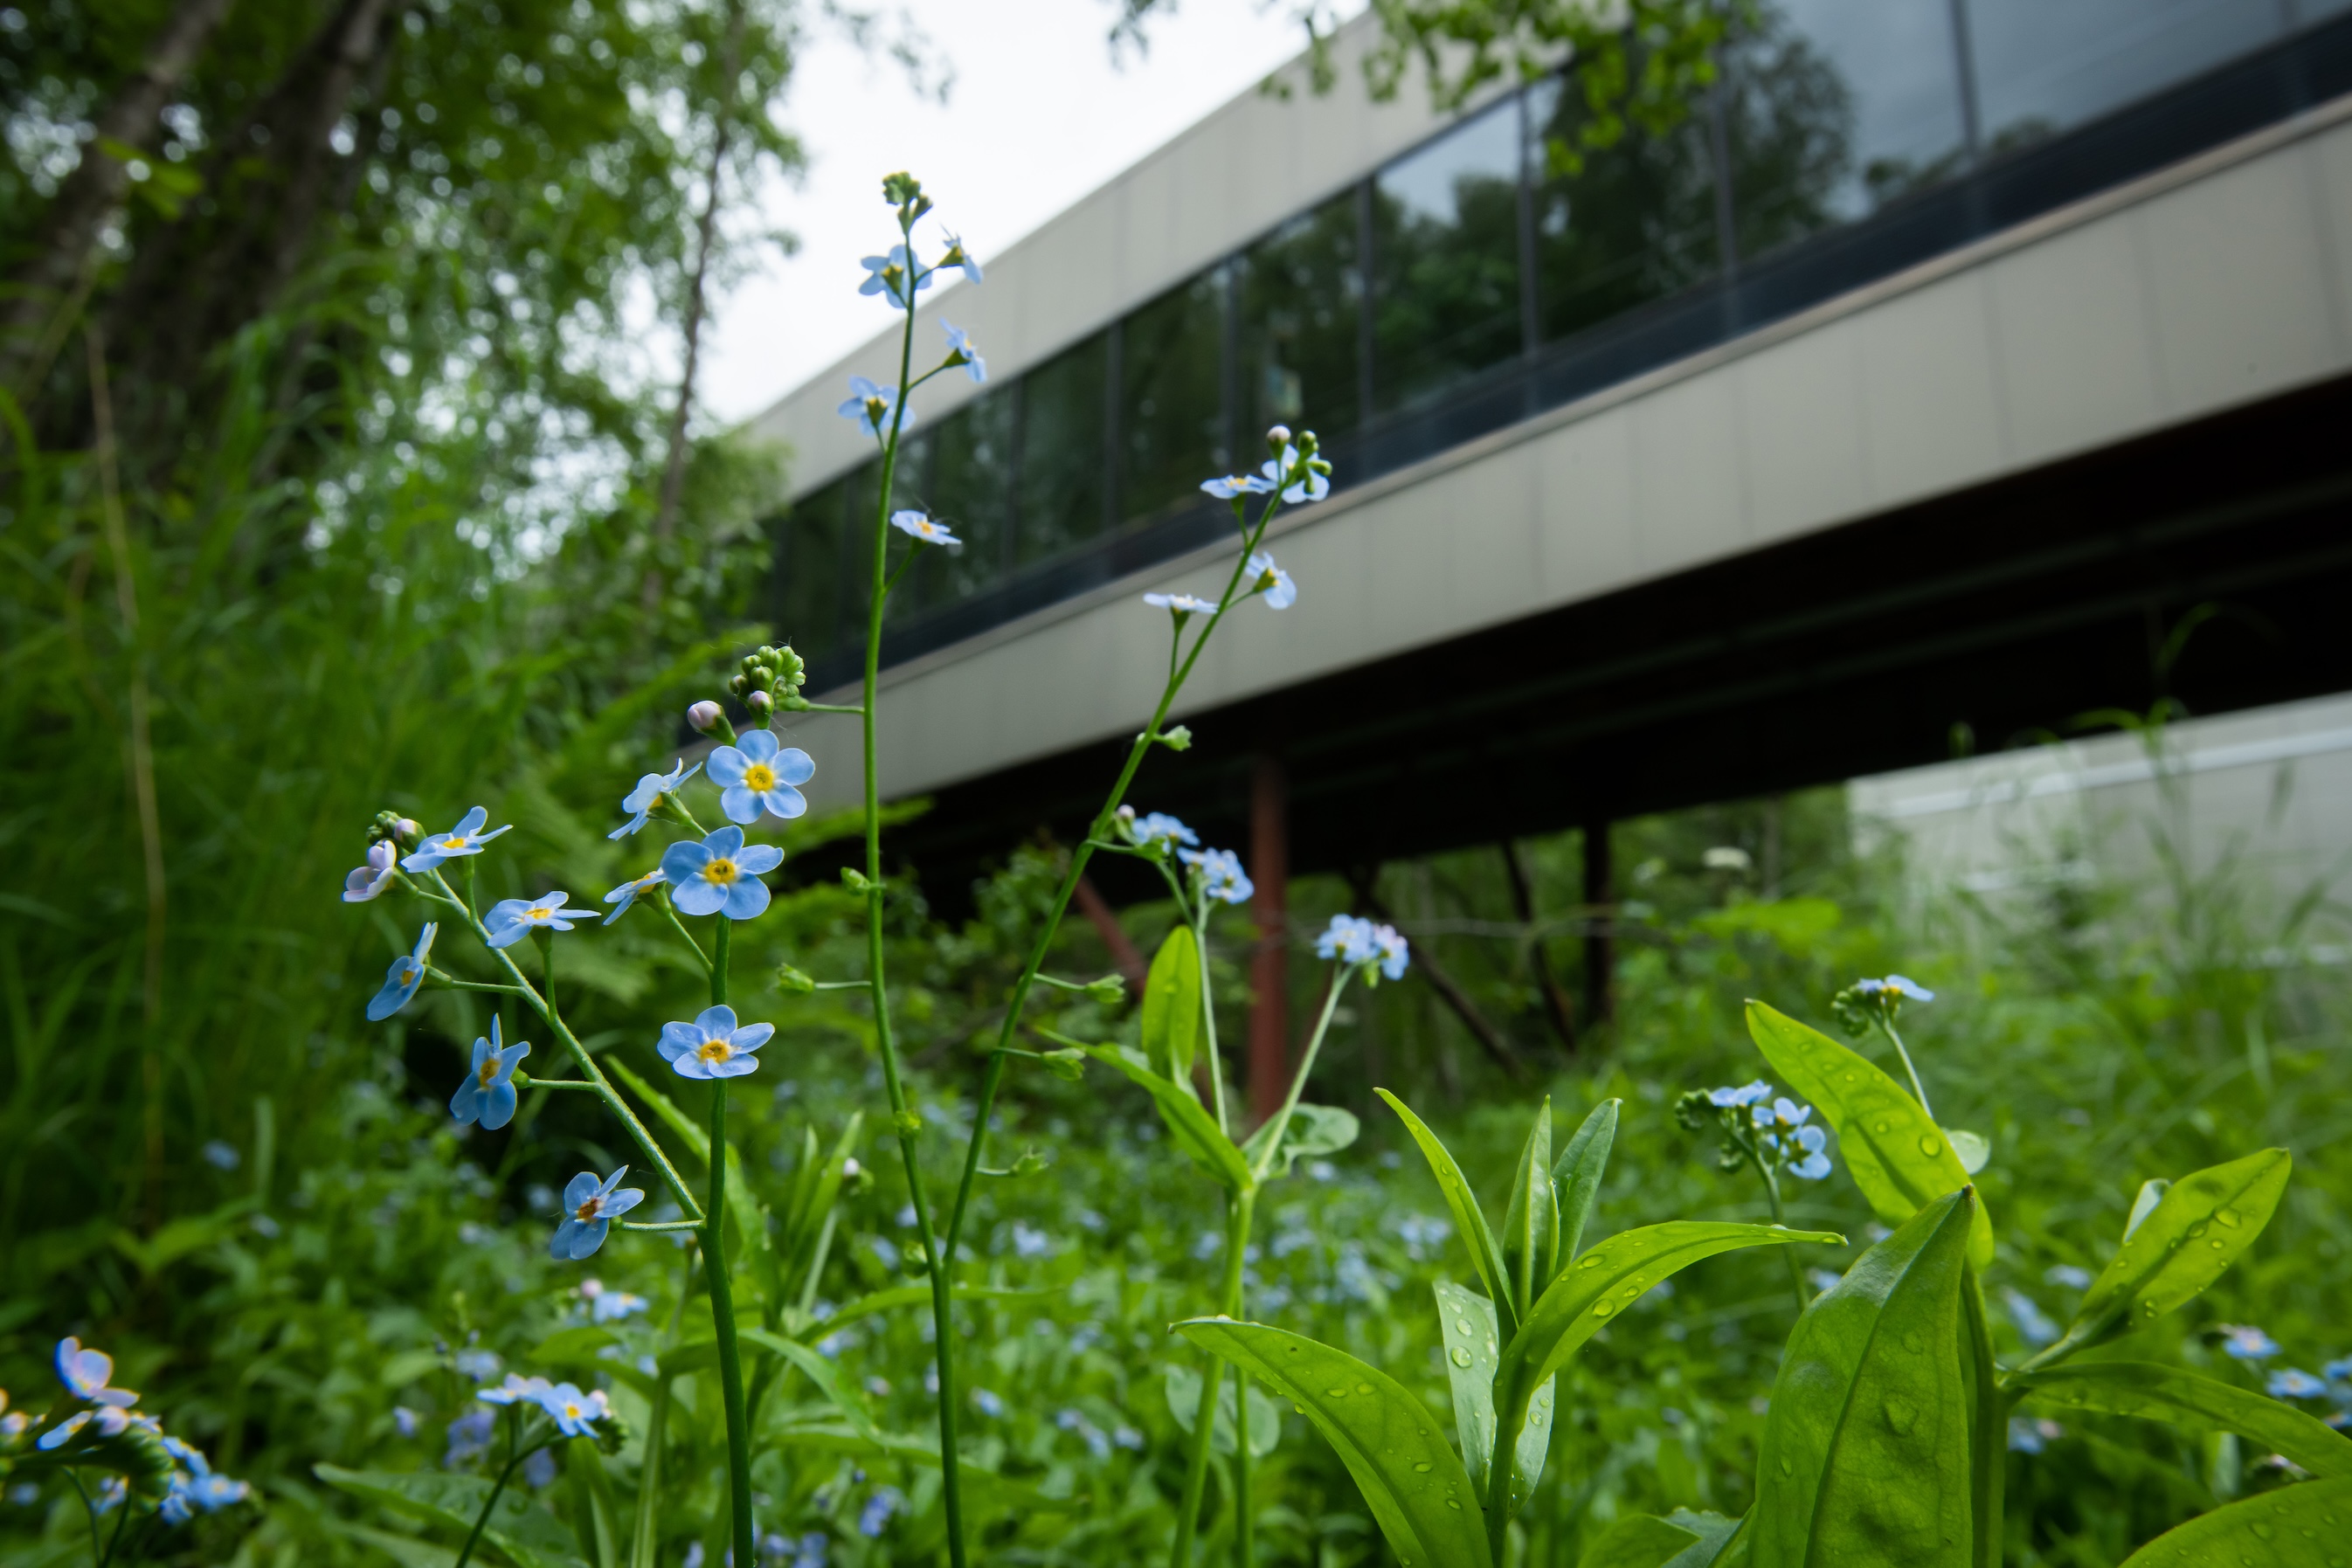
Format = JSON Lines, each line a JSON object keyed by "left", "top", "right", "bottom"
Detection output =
{"left": 1747, "top": 1190, "right": 1982, "bottom": 1568}
{"left": 2068, "top": 1149, "right": 2291, "bottom": 1347}
{"left": 2113, "top": 1475, "right": 2352, "bottom": 1566}
{"left": 2013, "top": 1363, "right": 2352, "bottom": 1477}
{"left": 1242, "top": 1102, "right": 1360, "bottom": 1178}
{"left": 1551, "top": 1098, "right": 1620, "bottom": 1264}
{"left": 1656, "top": 1509, "right": 1745, "bottom": 1567}
{"left": 565, "top": 1441, "right": 620, "bottom": 1568}
{"left": 1497, "top": 1221, "right": 1840, "bottom": 1455}
{"left": 1433, "top": 1280, "right": 1554, "bottom": 1515}
{"left": 1746, "top": 1001, "right": 1993, "bottom": 1270}
{"left": 789, "top": 1282, "right": 1050, "bottom": 1338}
{"left": 2123, "top": 1178, "right": 2169, "bottom": 1240}
{"left": 315, "top": 1463, "right": 585, "bottom": 1568}
{"left": 1141, "top": 925, "right": 1205, "bottom": 1081}
{"left": 1500, "top": 1099, "right": 1559, "bottom": 1322}
{"left": 1378, "top": 1088, "right": 1513, "bottom": 1341}
{"left": 1072, "top": 1041, "right": 1249, "bottom": 1192}
{"left": 1165, "top": 1362, "right": 1282, "bottom": 1458}
{"left": 1578, "top": 1516, "right": 1703, "bottom": 1568}
{"left": 1175, "top": 1318, "right": 1493, "bottom": 1568}
{"left": 739, "top": 1326, "right": 880, "bottom": 1443}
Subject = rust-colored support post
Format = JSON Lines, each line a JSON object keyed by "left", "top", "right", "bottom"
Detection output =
{"left": 1583, "top": 819, "right": 1615, "bottom": 1027}
{"left": 1249, "top": 754, "right": 1290, "bottom": 1127}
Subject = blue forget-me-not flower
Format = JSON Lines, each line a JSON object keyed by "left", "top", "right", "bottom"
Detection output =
{"left": 892, "top": 509, "right": 959, "bottom": 546}
{"left": 1120, "top": 810, "right": 1198, "bottom": 852}
{"left": 859, "top": 1487, "right": 906, "bottom": 1537}
{"left": 858, "top": 245, "right": 930, "bottom": 306}
{"left": 942, "top": 320, "right": 986, "bottom": 382}
{"left": 2269, "top": 1368, "right": 2328, "bottom": 1399}
{"left": 1200, "top": 471, "right": 1274, "bottom": 501}
{"left": 550, "top": 1169, "right": 643, "bottom": 1261}
{"left": 660, "top": 1004, "right": 774, "bottom": 1081}
{"left": 1245, "top": 550, "right": 1297, "bottom": 609}
{"left": 940, "top": 232, "right": 982, "bottom": 283}
{"left": 479, "top": 1372, "right": 553, "bottom": 1407}
{"left": 1708, "top": 1081, "right": 1774, "bottom": 1109}
{"left": 1262, "top": 445, "right": 1331, "bottom": 504}
{"left": 580, "top": 1279, "right": 649, "bottom": 1323}
{"left": 402, "top": 806, "right": 512, "bottom": 872}
{"left": 367, "top": 923, "right": 437, "bottom": 1020}
{"left": 661, "top": 826, "right": 785, "bottom": 920}
{"left": 603, "top": 868, "right": 665, "bottom": 925}
{"left": 1858, "top": 974, "right": 1934, "bottom": 1002}
{"left": 450, "top": 1017, "right": 529, "bottom": 1130}
{"left": 487, "top": 891, "right": 582, "bottom": 950}
{"left": 837, "top": 376, "right": 910, "bottom": 438}
{"left": 537, "top": 1382, "right": 609, "bottom": 1437}
{"left": 342, "top": 840, "right": 398, "bottom": 901}
{"left": 1316, "top": 914, "right": 1375, "bottom": 965}
{"left": 1143, "top": 591, "right": 1218, "bottom": 617}
{"left": 706, "top": 729, "right": 814, "bottom": 825}
{"left": 610, "top": 758, "right": 701, "bottom": 840}
{"left": 1181, "top": 846, "right": 1253, "bottom": 905}
{"left": 2221, "top": 1323, "right": 2281, "bottom": 1360}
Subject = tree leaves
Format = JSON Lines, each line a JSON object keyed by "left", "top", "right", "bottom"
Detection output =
{"left": 1379, "top": 1088, "right": 1514, "bottom": 1339}
{"left": 1749, "top": 1190, "right": 1982, "bottom": 1568}
{"left": 1140, "top": 924, "right": 1204, "bottom": 1082}
{"left": 2012, "top": 1363, "right": 2352, "bottom": 1477}
{"left": 2067, "top": 1149, "right": 2291, "bottom": 1348}
{"left": 1175, "top": 1318, "right": 1492, "bottom": 1568}
{"left": 2113, "top": 1476, "right": 2352, "bottom": 1565}
{"left": 1433, "top": 1280, "right": 1554, "bottom": 1514}
{"left": 1746, "top": 1001, "right": 1992, "bottom": 1270}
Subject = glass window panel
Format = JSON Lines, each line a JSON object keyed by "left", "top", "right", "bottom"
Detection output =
{"left": 1712, "top": 8, "right": 1876, "bottom": 262}
{"left": 1528, "top": 78, "right": 1720, "bottom": 342}
{"left": 924, "top": 389, "right": 1019, "bottom": 597}
{"left": 1237, "top": 190, "right": 1363, "bottom": 446}
{"left": 778, "top": 475, "right": 847, "bottom": 660}
{"left": 1372, "top": 97, "right": 1524, "bottom": 414}
{"left": 1743, "top": 0, "right": 1968, "bottom": 225}
{"left": 882, "top": 429, "right": 939, "bottom": 624}
{"left": 1016, "top": 332, "right": 1109, "bottom": 565}
{"left": 1119, "top": 271, "right": 1229, "bottom": 521}
{"left": 1970, "top": 0, "right": 2287, "bottom": 152}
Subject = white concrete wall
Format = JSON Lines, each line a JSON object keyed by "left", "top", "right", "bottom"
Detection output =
{"left": 743, "top": 16, "right": 1502, "bottom": 496}
{"left": 763, "top": 99, "right": 2352, "bottom": 814}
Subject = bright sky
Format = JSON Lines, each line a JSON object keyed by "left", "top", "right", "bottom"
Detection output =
{"left": 699, "top": 0, "right": 1362, "bottom": 425}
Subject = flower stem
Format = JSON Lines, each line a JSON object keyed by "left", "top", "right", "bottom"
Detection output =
{"left": 704, "top": 920, "right": 755, "bottom": 1568}
{"left": 661, "top": 890, "right": 710, "bottom": 972}
{"left": 453, "top": 1421, "right": 528, "bottom": 1568}
{"left": 1881, "top": 1020, "right": 1934, "bottom": 1119}
{"left": 1747, "top": 1140, "right": 1812, "bottom": 1315}
{"left": 1171, "top": 1185, "right": 1257, "bottom": 1568}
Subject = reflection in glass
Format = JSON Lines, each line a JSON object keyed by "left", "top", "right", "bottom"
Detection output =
{"left": 778, "top": 475, "right": 847, "bottom": 660}
{"left": 1120, "top": 271, "right": 1228, "bottom": 520}
{"left": 924, "top": 390, "right": 1019, "bottom": 595}
{"left": 1371, "top": 96, "right": 1523, "bottom": 413}
{"left": 1017, "top": 332, "right": 1109, "bottom": 564}
{"left": 1718, "top": 9, "right": 1864, "bottom": 262}
{"left": 1237, "top": 191, "right": 1362, "bottom": 445}
{"left": 1971, "top": 0, "right": 2286, "bottom": 150}
{"left": 1527, "top": 78, "right": 1719, "bottom": 342}
{"left": 1757, "top": 0, "right": 1968, "bottom": 219}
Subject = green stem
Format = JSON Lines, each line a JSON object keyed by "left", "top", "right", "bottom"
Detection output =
{"left": 661, "top": 890, "right": 710, "bottom": 972}
{"left": 1881, "top": 1019, "right": 1933, "bottom": 1119}
{"left": 629, "top": 1374, "right": 673, "bottom": 1568}
{"left": 704, "top": 920, "right": 755, "bottom": 1568}
{"left": 1194, "top": 894, "right": 1229, "bottom": 1136}
{"left": 1171, "top": 1186, "right": 1257, "bottom": 1568}
{"left": 453, "top": 1419, "right": 528, "bottom": 1568}
{"left": 428, "top": 868, "right": 703, "bottom": 1222}
{"left": 1748, "top": 1142, "right": 1811, "bottom": 1316}
{"left": 1249, "top": 968, "right": 1351, "bottom": 1183}
{"left": 1484, "top": 1378, "right": 1524, "bottom": 1565}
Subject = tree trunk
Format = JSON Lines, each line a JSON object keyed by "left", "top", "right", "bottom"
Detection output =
{"left": 0, "top": 0, "right": 238, "bottom": 399}
{"left": 1499, "top": 838, "right": 1577, "bottom": 1053}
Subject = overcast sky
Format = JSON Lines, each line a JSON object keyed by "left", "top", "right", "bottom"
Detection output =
{"left": 697, "top": 0, "right": 1362, "bottom": 425}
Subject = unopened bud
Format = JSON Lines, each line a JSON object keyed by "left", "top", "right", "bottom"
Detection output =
{"left": 746, "top": 689, "right": 773, "bottom": 718}
{"left": 756, "top": 644, "right": 777, "bottom": 666}
{"left": 397, "top": 818, "right": 421, "bottom": 845}
{"left": 729, "top": 673, "right": 750, "bottom": 697}
{"left": 776, "top": 962, "right": 815, "bottom": 993}
{"left": 840, "top": 1157, "right": 861, "bottom": 1178}
{"left": 1115, "top": 805, "right": 1136, "bottom": 822}
{"left": 1085, "top": 974, "right": 1126, "bottom": 1005}
{"left": 1265, "top": 425, "right": 1291, "bottom": 454}
{"left": 687, "top": 700, "right": 724, "bottom": 735}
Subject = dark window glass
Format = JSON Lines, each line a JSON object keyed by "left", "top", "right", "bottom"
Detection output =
{"left": 1528, "top": 78, "right": 1720, "bottom": 342}
{"left": 1119, "top": 271, "right": 1229, "bottom": 520}
{"left": 840, "top": 459, "right": 882, "bottom": 635}
{"left": 1745, "top": 0, "right": 1968, "bottom": 224}
{"left": 778, "top": 475, "right": 847, "bottom": 660}
{"left": 882, "top": 429, "right": 939, "bottom": 624}
{"left": 1237, "top": 190, "right": 1362, "bottom": 446}
{"left": 924, "top": 389, "right": 1019, "bottom": 595}
{"left": 1971, "top": 0, "right": 2286, "bottom": 152}
{"left": 1371, "top": 96, "right": 1524, "bottom": 414}
{"left": 1016, "top": 332, "right": 1109, "bottom": 564}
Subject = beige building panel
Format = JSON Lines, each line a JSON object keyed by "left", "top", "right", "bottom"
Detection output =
{"left": 1985, "top": 215, "right": 2167, "bottom": 469}
{"left": 1531, "top": 409, "right": 1640, "bottom": 602}
{"left": 1735, "top": 320, "right": 1871, "bottom": 544}
{"left": 1855, "top": 268, "right": 2010, "bottom": 509}
{"left": 2314, "top": 125, "right": 2352, "bottom": 349}
{"left": 1629, "top": 370, "right": 1751, "bottom": 573}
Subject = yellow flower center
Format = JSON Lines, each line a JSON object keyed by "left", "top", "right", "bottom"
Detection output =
{"left": 564, "top": 1401, "right": 584, "bottom": 1420}
{"left": 399, "top": 960, "right": 421, "bottom": 983}
{"left": 702, "top": 858, "right": 738, "bottom": 885}
{"left": 697, "top": 1040, "right": 734, "bottom": 1065}
{"left": 576, "top": 1197, "right": 603, "bottom": 1221}
{"left": 444, "top": 835, "right": 469, "bottom": 851}
{"left": 743, "top": 763, "right": 777, "bottom": 792}
{"left": 527, "top": 904, "right": 553, "bottom": 922}
{"left": 477, "top": 1058, "right": 500, "bottom": 1088}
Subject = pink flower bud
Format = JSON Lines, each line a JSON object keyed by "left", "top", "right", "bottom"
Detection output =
{"left": 745, "top": 689, "right": 773, "bottom": 717}
{"left": 687, "top": 701, "right": 723, "bottom": 734}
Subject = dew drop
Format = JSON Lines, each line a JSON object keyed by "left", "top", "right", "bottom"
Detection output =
{"left": 1451, "top": 1348, "right": 1474, "bottom": 1367}
{"left": 1446, "top": 1500, "right": 1463, "bottom": 1510}
{"left": 1592, "top": 1302, "right": 1615, "bottom": 1317}
{"left": 1779, "top": 1457, "right": 1795, "bottom": 1476}
{"left": 1875, "top": 1121, "right": 1892, "bottom": 1134}
{"left": 1414, "top": 1461, "right": 1433, "bottom": 1473}
{"left": 1357, "top": 1382, "right": 1373, "bottom": 1394}
{"left": 1454, "top": 1318, "right": 1473, "bottom": 1336}
{"left": 1327, "top": 1387, "right": 1348, "bottom": 1399}
{"left": 1918, "top": 1136, "right": 1941, "bottom": 1157}
{"left": 2187, "top": 1221, "right": 2209, "bottom": 1240}
{"left": 1883, "top": 1399, "right": 1918, "bottom": 1435}
{"left": 1579, "top": 1257, "right": 1601, "bottom": 1270}
{"left": 2215, "top": 1205, "right": 2242, "bottom": 1227}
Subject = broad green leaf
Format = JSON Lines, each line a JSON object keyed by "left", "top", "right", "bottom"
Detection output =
{"left": 1748, "top": 1190, "right": 1981, "bottom": 1568}
{"left": 1379, "top": 1088, "right": 1513, "bottom": 1340}
{"left": 1497, "top": 1221, "right": 1840, "bottom": 1451}
{"left": 2113, "top": 1475, "right": 2352, "bottom": 1566}
{"left": 2123, "top": 1178, "right": 2169, "bottom": 1240}
{"left": 1578, "top": 1516, "right": 1700, "bottom": 1568}
{"left": 1959, "top": 1255, "right": 2002, "bottom": 1568}
{"left": 1141, "top": 925, "right": 1205, "bottom": 1081}
{"left": 1165, "top": 1361, "right": 1283, "bottom": 1457}
{"left": 1076, "top": 1043, "right": 1250, "bottom": 1191}
{"left": 2069, "top": 1149, "right": 2290, "bottom": 1347}
{"left": 1176, "top": 1318, "right": 1492, "bottom": 1568}
{"left": 1746, "top": 1001, "right": 1993, "bottom": 1270}
{"left": 1433, "top": 1280, "right": 1554, "bottom": 1515}
{"left": 565, "top": 1440, "right": 619, "bottom": 1568}
{"left": 315, "top": 1463, "right": 585, "bottom": 1568}
{"left": 1552, "top": 1098, "right": 1620, "bottom": 1263}
{"left": 2013, "top": 1362, "right": 2352, "bottom": 1477}
{"left": 1500, "top": 1099, "right": 1559, "bottom": 1321}
{"left": 1242, "top": 1102, "right": 1360, "bottom": 1178}
{"left": 1656, "top": 1509, "right": 1745, "bottom": 1567}
{"left": 340, "top": 1521, "right": 464, "bottom": 1568}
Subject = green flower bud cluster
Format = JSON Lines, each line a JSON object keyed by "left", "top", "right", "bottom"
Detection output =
{"left": 369, "top": 810, "right": 423, "bottom": 849}
{"left": 727, "top": 644, "right": 806, "bottom": 712}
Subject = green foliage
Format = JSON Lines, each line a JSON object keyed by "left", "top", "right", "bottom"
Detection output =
{"left": 2112, "top": 1475, "right": 2352, "bottom": 1565}
{"left": 2013, "top": 1363, "right": 2352, "bottom": 1479}
{"left": 1140, "top": 925, "right": 1204, "bottom": 1083}
{"left": 2065, "top": 1148, "right": 2291, "bottom": 1352}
